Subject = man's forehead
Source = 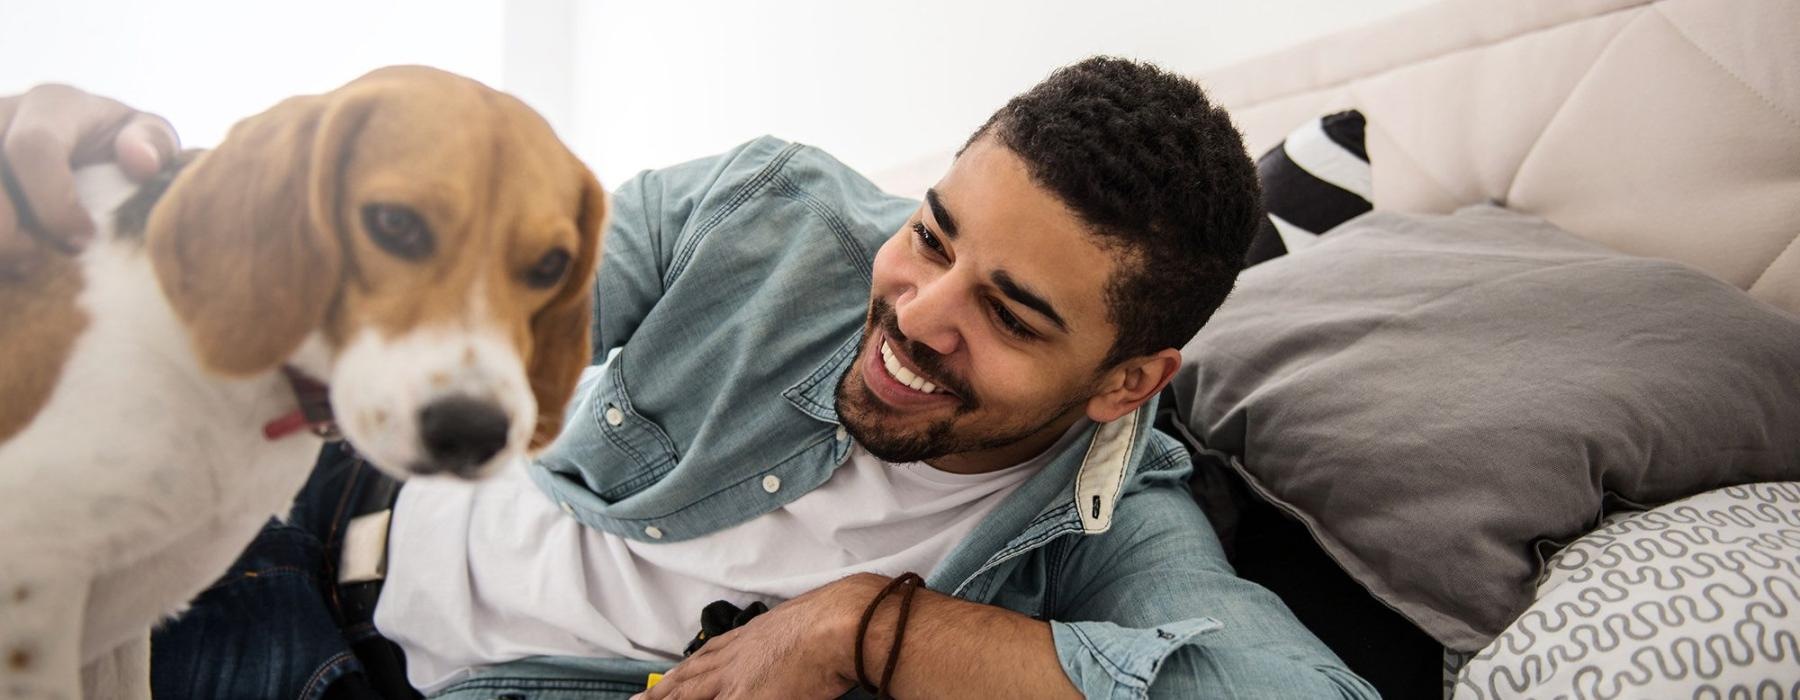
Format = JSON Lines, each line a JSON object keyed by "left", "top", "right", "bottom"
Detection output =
{"left": 930, "top": 145, "right": 1118, "bottom": 338}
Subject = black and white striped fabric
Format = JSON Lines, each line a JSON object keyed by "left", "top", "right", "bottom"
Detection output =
{"left": 1245, "top": 110, "right": 1371, "bottom": 266}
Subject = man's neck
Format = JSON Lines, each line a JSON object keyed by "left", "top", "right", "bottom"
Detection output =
{"left": 925, "top": 413, "right": 1086, "bottom": 475}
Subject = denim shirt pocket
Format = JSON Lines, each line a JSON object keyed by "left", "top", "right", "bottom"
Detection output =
{"left": 537, "top": 358, "right": 681, "bottom": 504}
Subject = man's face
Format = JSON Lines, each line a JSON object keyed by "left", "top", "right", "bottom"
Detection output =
{"left": 836, "top": 137, "right": 1122, "bottom": 472}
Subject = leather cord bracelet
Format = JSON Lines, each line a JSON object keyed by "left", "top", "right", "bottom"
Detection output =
{"left": 854, "top": 572, "right": 925, "bottom": 699}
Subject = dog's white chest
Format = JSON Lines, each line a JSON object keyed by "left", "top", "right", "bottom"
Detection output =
{"left": 0, "top": 166, "right": 324, "bottom": 664}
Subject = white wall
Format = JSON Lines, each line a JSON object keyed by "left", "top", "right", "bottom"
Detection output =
{"left": 0, "top": 0, "right": 507, "bottom": 152}
{"left": 0, "top": 0, "right": 1439, "bottom": 188}
{"left": 568, "top": 0, "right": 1441, "bottom": 187}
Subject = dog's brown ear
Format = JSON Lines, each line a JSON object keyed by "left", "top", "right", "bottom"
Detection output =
{"left": 146, "top": 90, "right": 374, "bottom": 376}
{"left": 527, "top": 168, "right": 607, "bottom": 450}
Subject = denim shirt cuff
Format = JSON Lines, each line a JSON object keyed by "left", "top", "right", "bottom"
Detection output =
{"left": 1050, "top": 617, "right": 1224, "bottom": 699}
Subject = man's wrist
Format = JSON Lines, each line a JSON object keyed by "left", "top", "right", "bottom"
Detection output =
{"left": 829, "top": 573, "right": 891, "bottom": 686}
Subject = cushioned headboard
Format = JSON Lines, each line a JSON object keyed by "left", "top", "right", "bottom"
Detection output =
{"left": 1200, "top": 0, "right": 1800, "bottom": 314}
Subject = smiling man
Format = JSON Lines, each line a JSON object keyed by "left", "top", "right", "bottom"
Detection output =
{"left": 4, "top": 57, "right": 1376, "bottom": 698}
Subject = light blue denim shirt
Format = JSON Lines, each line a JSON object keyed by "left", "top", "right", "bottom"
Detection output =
{"left": 432, "top": 137, "right": 1375, "bottom": 699}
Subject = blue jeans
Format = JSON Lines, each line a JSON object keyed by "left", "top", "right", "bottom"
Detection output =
{"left": 151, "top": 442, "right": 409, "bottom": 700}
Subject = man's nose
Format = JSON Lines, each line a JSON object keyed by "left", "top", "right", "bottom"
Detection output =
{"left": 895, "top": 281, "right": 964, "bottom": 357}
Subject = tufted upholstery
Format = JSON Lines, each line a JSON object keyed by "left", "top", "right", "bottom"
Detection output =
{"left": 873, "top": 0, "right": 1800, "bottom": 314}
{"left": 1197, "top": 0, "right": 1800, "bottom": 313}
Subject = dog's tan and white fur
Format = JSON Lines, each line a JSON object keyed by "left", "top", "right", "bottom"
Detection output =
{"left": 0, "top": 67, "right": 605, "bottom": 699}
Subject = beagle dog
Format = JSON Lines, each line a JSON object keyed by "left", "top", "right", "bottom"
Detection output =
{"left": 0, "top": 66, "right": 605, "bottom": 699}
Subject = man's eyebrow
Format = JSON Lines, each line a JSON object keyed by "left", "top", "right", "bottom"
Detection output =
{"left": 992, "top": 269, "right": 1069, "bottom": 333}
{"left": 925, "top": 188, "right": 959, "bottom": 240}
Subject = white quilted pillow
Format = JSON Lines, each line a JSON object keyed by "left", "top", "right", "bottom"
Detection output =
{"left": 1455, "top": 482, "right": 1800, "bottom": 699}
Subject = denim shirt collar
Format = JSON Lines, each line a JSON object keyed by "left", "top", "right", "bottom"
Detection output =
{"left": 779, "top": 327, "right": 863, "bottom": 426}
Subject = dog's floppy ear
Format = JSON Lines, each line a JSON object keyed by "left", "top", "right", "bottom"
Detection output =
{"left": 528, "top": 168, "right": 607, "bottom": 450}
{"left": 146, "top": 89, "right": 374, "bottom": 376}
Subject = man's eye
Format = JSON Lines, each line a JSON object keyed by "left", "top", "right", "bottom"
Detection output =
{"left": 989, "top": 299, "right": 1035, "bottom": 339}
{"left": 912, "top": 221, "right": 945, "bottom": 255}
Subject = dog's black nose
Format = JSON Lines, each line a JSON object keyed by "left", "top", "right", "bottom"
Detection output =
{"left": 418, "top": 396, "right": 510, "bottom": 477}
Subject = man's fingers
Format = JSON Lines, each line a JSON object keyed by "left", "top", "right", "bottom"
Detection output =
{"left": 113, "top": 112, "right": 179, "bottom": 181}
{"left": 0, "top": 84, "right": 135, "bottom": 249}
{"left": 0, "top": 172, "right": 25, "bottom": 261}
{"left": 1, "top": 125, "right": 90, "bottom": 250}
{"left": 0, "top": 84, "right": 172, "bottom": 251}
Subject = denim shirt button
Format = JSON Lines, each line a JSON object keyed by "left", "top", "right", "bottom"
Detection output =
{"left": 645, "top": 525, "right": 664, "bottom": 539}
{"left": 1156, "top": 628, "right": 1175, "bottom": 640}
{"left": 835, "top": 426, "right": 848, "bottom": 441}
{"left": 604, "top": 405, "right": 625, "bottom": 426}
{"left": 761, "top": 475, "right": 782, "bottom": 493}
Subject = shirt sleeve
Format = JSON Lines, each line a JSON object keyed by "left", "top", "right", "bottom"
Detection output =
{"left": 1049, "top": 472, "right": 1380, "bottom": 699}
{"left": 593, "top": 137, "right": 792, "bottom": 358}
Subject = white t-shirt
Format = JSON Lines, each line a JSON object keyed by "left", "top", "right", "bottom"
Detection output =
{"left": 373, "top": 427, "right": 1081, "bottom": 694}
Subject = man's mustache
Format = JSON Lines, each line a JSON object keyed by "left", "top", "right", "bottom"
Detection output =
{"left": 872, "top": 300, "right": 978, "bottom": 407}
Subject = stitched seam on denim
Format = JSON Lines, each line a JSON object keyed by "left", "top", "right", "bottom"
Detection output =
{"left": 771, "top": 174, "right": 875, "bottom": 285}
{"left": 595, "top": 458, "right": 676, "bottom": 503}
{"left": 593, "top": 394, "right": 649, "bottom": 466}
{"left": 597, "top": 362, "right": 660, "bottom": 463}
{"left": 610, "top": 360, "right": 682, "bottom": 459}
{"left": 602, "top": 432, "right": 837, "bottom": 525}
{"left": 1138, "top": 446, "right": 1183, "bottom": 474}
{"left": 663, "top": 142, "right": 805, "bottom": 287}
{"left": 588, "top": 361, "right": 679, "bottom": 500}
{"left": 952, "top": 520, "right": 1081, "bottom": 597}
{"left": 298, "top": 650, "right": 361, "bottom": 700}
{"left": 783, "top": 331, "right": 863, "bottom": 421}
{"left": 1041, "top": 537, "right": 1071, "bottom": 618}
{"left": 1067, "top": 623, "right": 1151, "bottom": 688}
{"left": 443, "top": 677, "right": 646, "bottom": 691}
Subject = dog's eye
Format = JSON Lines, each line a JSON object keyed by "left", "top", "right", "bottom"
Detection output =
{"left": 525, "top": 248, "right": 571, "bottom": 289}
{"left": 361, "top": 204, "right": 434, "bottom": 260}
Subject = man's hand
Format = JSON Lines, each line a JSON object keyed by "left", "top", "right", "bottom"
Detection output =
{"left": 0, "top": 84, "right": 179, "bottom": 255}
{"left": 635, "top": 574, "right": 883, "bottom": 700}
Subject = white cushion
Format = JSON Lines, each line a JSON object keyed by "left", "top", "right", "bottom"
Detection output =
{"left": 1201, "top": 0, "right": 1800, "bottom": 314}
{"left": 1454, "top": 482, "right": 1800, "bottom": 698}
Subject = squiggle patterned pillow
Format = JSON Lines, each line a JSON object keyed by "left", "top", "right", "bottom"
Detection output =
{"left": 1454, "top": 482, "right": 1800, "bottom": 699}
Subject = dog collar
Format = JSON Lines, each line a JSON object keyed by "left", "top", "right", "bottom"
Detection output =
{"left": 263, "top": 366, "right": 341, "bottom": 441}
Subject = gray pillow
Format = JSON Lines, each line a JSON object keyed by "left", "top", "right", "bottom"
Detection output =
{"left": 1173, "top": 205, "right": 1800, "bottom": 652}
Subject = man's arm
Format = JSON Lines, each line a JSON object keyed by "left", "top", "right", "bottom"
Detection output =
{"left": 635, "top": 573, "right": 1080, "bottom": 700}
{"left": 641, "top": 482, "right": 1376, "bottom": 699}
{"left": 592, "top": 137, "right": 792, "bottom": 358}
{"left": 1047, "top": 484, "right": 1378, "bottom": 699}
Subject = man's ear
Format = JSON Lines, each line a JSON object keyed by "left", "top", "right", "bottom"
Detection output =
{"left": 1085, "top": 348, "right": 1182, "bottom": 423}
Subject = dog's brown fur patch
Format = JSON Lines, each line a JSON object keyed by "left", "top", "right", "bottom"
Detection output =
{"left": 0, "top": 238, "right": 87, "bottom": 443}
{"left": 6, "top": 646, "right": 31, "bottom": 671}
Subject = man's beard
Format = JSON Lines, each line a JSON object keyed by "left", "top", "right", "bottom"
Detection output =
{"left": 835, "top": 298, "right": 1082, "bottom": 464}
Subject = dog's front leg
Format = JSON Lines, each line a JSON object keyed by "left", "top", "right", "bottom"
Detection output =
{"left": 79, "top": 634, "right": 148, "bottom": 700}
{"left": 0, "top": 562, "right": 89, "bottom": 700}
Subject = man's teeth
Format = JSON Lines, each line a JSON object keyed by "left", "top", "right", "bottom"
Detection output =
{"left": 880, "top": 341, "right": 940, "bottom": 394}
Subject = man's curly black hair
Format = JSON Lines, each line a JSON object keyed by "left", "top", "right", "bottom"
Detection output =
{"left": 964, "top": 56, "right": 1261, "bottom": 368}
